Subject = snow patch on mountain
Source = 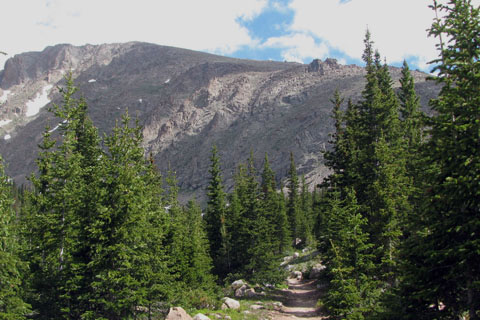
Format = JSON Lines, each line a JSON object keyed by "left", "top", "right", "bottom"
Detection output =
{"left": 0, "top": 119, "right": 12, "bottom": 127}
{"left": 26, "top": 85, "right": 54, "bottom": 117}
{"left": 0, "top": 90, "right": 11, "bottom": 103}
{"left": 48, "top": 124, "right": 61, "bottom": 133}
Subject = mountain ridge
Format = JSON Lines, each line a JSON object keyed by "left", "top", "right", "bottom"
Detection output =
{"left": 0, "top": 42, "right": 438, "bottom": 201}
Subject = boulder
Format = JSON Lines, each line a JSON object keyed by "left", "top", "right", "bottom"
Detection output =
{"left": 166, "top": 307, "right": 193, "bottom": 320}
{"left": 245, "top": 288, "right": 257, "bottom": 298}
{"left": 292, "top": 270, "right": 302, "bottom": 280}
{"left": 193, "top": 314, "right": 210, "bottom": 320}
{"left": 285, "top": 264, "right": 294, "bottom": 271}
{"left": 309, "top": 263, "right": 326, "bottom": 279}
{"left": 221, "top": 297, "right": 240, "bottom": 310}
{"left": 231, "top": 279, "right": 245, "bottom": 290}
{"left": 293, "top": 252, "right": 300, "bottom": 258}
{"left": 272, "top": 301, "right": 283, "bottom": 311}
{"left": 245, "top": 288, "right": 256, "bottom": 298}
{"left": 280, "top": 256, "right": 292, "bottom": 266}
{"left": 234, "top": 284, "right": 247, "bottom": 297}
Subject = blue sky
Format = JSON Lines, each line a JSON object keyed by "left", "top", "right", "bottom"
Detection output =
{"left": 1, "top": 0, "right": 475, "bottom": 73}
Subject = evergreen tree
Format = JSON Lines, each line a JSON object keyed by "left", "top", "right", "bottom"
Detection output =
{"left": 286, "top": 152, "right": 301, "bottom": 246}
{"left": 204, "top": 146, "right": 229, "bottom": 278}
{"left": 225, "top": 178, "right": 243, "bottom": 276}
{"left": 299, "top": 175, "right": 314, "bottom": 247}
{"left": 225, "top": 153, "right": 286, "bottom": 284}
{"left": 169, "top": 197, "right": 217, "bottom": 308}
{"left": 399, "top": 60, "right": 423, "bottom": 156}
{"left": 260, "top": 153, "right": 290, "bottom": 254}
{"left": 401, "top": 1, "right": 480, "bottom": 318}
{"left": 323, "top": 189, "right": 379, "bottom": 319}
{"left": 85, "top": 112, "right": 151, "bottom": 319}
{"left": 25, "top": 76, "right": 95, "bottom": 319}
{"left": 0, "top": 158, "right": 30, "bottom": 319}
{"left": 321, "top": 31, "right": 413, "bottom": 317}
{"left": 239, "top": 153, "right": 261, "bottom": 279}
{"left": 141, "top": 157, "right": 172, "bottom": 316}
{"left": 397, "top": 60, "right": 424, "bottom": 226}
{"left": 349, "top": 31, "right": 409, "bottom": 282}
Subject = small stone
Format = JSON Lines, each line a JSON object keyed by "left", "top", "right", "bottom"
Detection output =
{"left": 250, "top": 304, "right": 264, "bottom": 310}
{"left": 193, "top": 313, "right": 210, "bottom": 320}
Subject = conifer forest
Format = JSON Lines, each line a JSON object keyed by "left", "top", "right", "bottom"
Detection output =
{"left": 0, "top": 1, "right": 479, "bottom": 319}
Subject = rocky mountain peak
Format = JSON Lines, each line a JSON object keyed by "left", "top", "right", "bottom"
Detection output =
{"left": 0, "top": 43, "right": 131, "bottom": 89}
{"left": 307, "top": 58, "right": 340, "bottom": 74}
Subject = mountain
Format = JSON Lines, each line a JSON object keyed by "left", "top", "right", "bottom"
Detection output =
{"left": 0, "top": 42, "right": 438, "bottom": 201}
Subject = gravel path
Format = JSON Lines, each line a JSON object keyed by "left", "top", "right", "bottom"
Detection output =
{"left": 267, "top": 278, "right": 328, "bottom": 320}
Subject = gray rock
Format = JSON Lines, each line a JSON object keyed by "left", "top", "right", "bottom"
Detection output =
{"left": 231, "top": 279, "right": 246, "bottom": 290}
{"left": 285, "top": 264, "right": 294, "bottom": 271}
{"left": 221, "top": 297, "right": 240, "bottom": 310}
{"left": 193, "top": 314, "right": 210, "bottom": 320}
{"left": 245, "top": 288, "right": 256, "bottom": 297}
{"left": 292, "top": 270, "right": 302, "bottom": 280}
{"left": 234, "top": 284, "right": 248, "bottom": 297}
{"left": 309, "top": 263, "right": 326, "bottom": 279}
{"left": 272, "top": 301, "right": 283, "bottom": 311}
{"left": 250, "top": 304, "right": 264, "bottom": 310}
{"left": 166, "top": 307, "right": 193, "bottom": 320}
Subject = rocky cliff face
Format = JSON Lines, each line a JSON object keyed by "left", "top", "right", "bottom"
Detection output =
{"left": 0, "top": 42, "right": 439, "bottom": 201}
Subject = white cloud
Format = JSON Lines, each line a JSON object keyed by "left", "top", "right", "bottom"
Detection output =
{"left": 262, "top": 34, "right": 329, "bottom": 62}
{"left": 0, "top": 0, "right": 268, "bottom": 69}
{"left": 288, "top": 0, "right": 440, "bottom": 66}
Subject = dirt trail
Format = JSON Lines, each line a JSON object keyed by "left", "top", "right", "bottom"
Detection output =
{"left": 267, "top": 278, "right": 328, "bottom": 320}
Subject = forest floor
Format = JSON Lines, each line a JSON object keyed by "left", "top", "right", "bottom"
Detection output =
{"left": 264, "top": 278, "right": 328, "bottom": 320}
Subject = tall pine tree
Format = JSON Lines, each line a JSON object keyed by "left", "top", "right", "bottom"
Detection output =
{"left": 205, "top": 146, "right": 229, "bottom": 279}
{"left": 401, "top": 1, "right": 480, "bottom": 318}
{"left": 0, "top": 158, "right": 30, "bottom": 319}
